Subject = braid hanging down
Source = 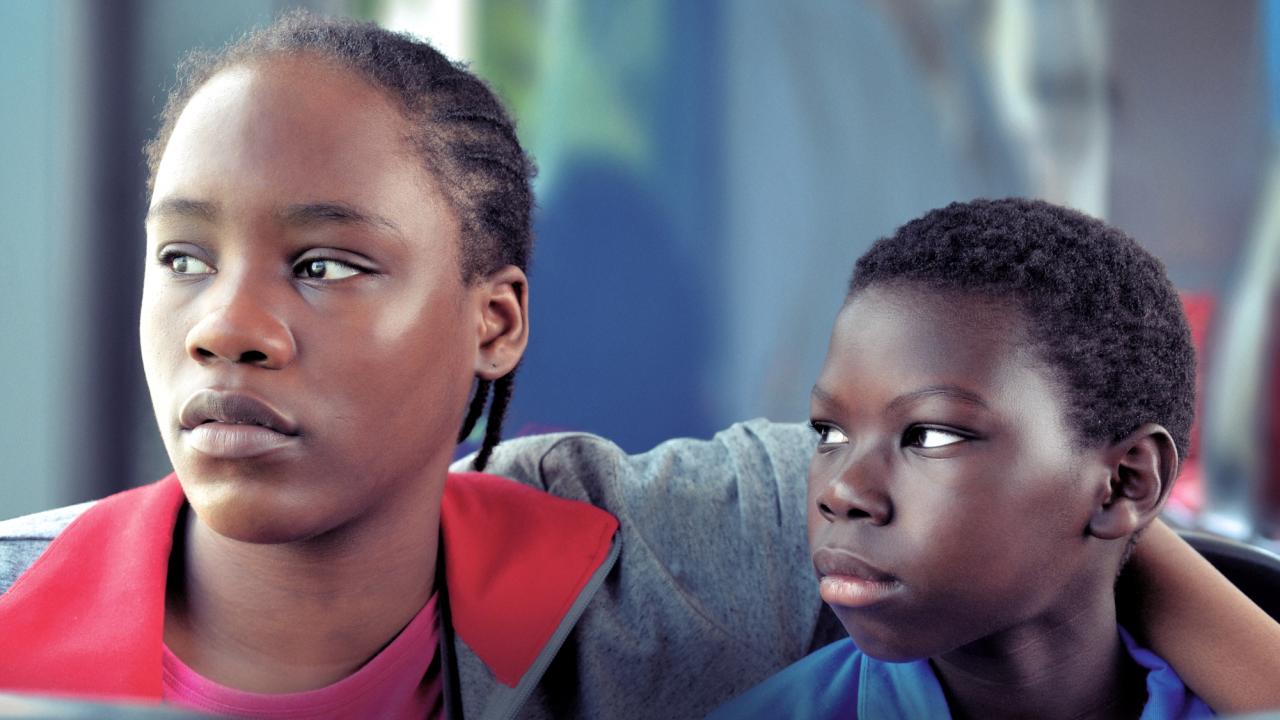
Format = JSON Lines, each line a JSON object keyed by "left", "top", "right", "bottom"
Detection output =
{"left": 457, "top": 378, "right": 492, "bottom": 445}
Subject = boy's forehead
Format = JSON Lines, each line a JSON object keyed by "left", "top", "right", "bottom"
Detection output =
{"left": 820, "top": 286, "right": 1049, "bottom": 404}
{"left": 838, "top": 285, "right": 1029, "bottom": 349}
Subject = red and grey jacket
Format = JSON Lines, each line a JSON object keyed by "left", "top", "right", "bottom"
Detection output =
{"left": 0, "top": 472, "right": 620, "bottom": 719}
{"left": 0, "top": 423, "right": 837, "bottom": 719}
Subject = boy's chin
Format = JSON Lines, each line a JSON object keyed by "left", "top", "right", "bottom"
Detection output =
{"left": 837, "top": 616, "right": 935, "bottom": 663}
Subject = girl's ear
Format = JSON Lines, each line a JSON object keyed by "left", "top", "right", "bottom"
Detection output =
{"left": 1088, "top": 424, "right": 1179, "bottom": 540}
{"left": 473, "top": 265, "right": 529, "bottom": 380}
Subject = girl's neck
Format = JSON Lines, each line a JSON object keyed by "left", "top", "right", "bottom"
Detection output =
{"left": 930, "top": 598, "right": 1148, "bottom": 720}
{"left": 163, "top": 482, "right": 445, "bottom": 693}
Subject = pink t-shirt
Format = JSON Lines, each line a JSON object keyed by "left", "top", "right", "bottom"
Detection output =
{"left": 161, "top": 594, "right": 442, "bottom": 719}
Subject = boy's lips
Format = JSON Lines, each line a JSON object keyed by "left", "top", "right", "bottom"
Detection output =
{"left": 178, "top": 389, "right": 301, "bottom": 459}
{"left": 812, "top": 546, "right": 902, "bottom": 608}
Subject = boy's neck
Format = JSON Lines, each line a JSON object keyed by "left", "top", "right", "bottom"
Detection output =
{"left": 929, "top": 597, "right": 1149, "bottom": 720}
{"left": 162, "top": 474, "right": 446, "bottom": 693}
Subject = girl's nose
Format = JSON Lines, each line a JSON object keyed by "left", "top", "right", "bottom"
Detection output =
{"left": 185, "top": 282, "right": 296, "bottom": 369}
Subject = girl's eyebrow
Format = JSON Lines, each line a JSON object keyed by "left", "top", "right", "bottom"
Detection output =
{"left": 279, "top": 201, "right": 399, "bottom": 231}
{"left": 146, "top": 197, "right": 217, "bottom": 224}
{"left": 145, "top": 198, "right": 406, "bottom": 244}
{"left": 279, "top": 202, "right": 407, "bottom": 246}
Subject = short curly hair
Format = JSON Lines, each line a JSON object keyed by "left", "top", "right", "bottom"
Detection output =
{"left": 850, "top": 198, "right": 1196, "bottom": 459}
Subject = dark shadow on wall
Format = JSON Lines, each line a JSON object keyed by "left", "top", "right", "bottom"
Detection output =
{"left": 506, "top": 157, "right": 715, "bottom": 452}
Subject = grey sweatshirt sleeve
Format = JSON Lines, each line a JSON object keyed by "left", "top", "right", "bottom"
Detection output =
{"left": 0, "top": 501, "right": 95, "bottom": 594}
{"left": 468, "top": 419, "right": 845, "bottom": 717}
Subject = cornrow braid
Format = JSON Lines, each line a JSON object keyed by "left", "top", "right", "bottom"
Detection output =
{"left": 146, "top": 11, "right": 536, "bottom": 468}
{"left": 474, "top": 371, "right": 516, "bottom": 472}
{"left": 457, "top": 379, "right": 491, "bottom": 444}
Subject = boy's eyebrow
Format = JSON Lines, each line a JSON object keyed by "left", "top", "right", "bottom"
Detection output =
{"left": 810, "top": 384, "right": 989, "bottom": 413}
{"left": 146, "top": 197, "right": 218, "bottom": 223}
{"left": 810, "top": 384, "right": 840, "bottom": 407}
{"left": 885, "top": 386, "right": 989, "bottom": 412}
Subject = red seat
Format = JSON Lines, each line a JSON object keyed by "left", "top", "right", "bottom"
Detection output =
{"left": 1166, "top": 293, "right": 1215, "bottom": 522}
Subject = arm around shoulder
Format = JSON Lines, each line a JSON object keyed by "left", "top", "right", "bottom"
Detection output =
{"left": 1120, "top": 519, "right": 1280, "bottom": 713}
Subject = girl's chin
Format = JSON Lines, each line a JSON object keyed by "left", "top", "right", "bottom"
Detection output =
{"left": 180, "top": 481, "right": 351, "bottom": 546}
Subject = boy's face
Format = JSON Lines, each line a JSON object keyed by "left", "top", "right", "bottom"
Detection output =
{"left": 141, "top": 57, "right": 483, "bottom": 543}
{"left": 807, "top": 284, "right": 1112, "bottom": 661}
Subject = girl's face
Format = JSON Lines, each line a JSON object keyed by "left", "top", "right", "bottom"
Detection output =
{"left": 141, "top": 57, "right": 486, "bottom": 543}
{"left": 807, "top": 284, "right": 1113, "bottom": 661}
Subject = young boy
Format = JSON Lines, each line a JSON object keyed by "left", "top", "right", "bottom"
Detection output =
{"left": 713, "top": 198, "right": 1217, "bottom": 719}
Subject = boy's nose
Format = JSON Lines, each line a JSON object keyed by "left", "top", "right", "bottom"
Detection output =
{"left": 815, "top": 461, "right": 892, "bottom": 526}
{"left": 185, "top": 284, "right": 296, "bottom": 369}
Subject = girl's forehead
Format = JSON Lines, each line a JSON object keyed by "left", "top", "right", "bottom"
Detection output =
{"left": 150, "top": 58, "right": 448, "bottom": 230}
{"left": 167, "top": 59, "right": 403, "bottom": 163}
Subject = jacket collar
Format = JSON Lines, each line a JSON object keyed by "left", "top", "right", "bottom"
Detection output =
{"left": 440, "top": 471, "right": 618, "bottom": 687}
{"left": 0, "top": 472, "right": 618, "bottom": 699}
{"left": 0, "top": 474, "right": 182, "bottom": 699}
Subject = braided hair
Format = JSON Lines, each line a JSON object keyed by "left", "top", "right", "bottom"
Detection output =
{"left": 145, "top": 11, "right": 535, "bottom": 471}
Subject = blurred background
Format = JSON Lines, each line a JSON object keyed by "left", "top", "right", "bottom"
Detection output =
{"left": 3, "top": 0, "right": 1280, "bottom": 551}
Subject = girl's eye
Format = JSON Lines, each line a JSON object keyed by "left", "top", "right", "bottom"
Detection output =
{"left": 166, "top": 254, "right": 214, "bottom": 275}
{"left": 811, "top": 422, "right": 850, "bottom": 447}
{"left": 904, "top": 427, "right": 965, "bottom": 449}
{"left": 295, "top": 258, "right": 362, "bottom": 280}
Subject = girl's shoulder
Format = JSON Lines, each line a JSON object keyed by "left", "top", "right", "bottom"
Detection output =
{"left": 0, "top": 500, "right": 96, "bottom": 594}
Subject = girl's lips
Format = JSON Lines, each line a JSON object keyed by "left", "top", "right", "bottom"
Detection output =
{"left": 184, "top": 422, "right": 299, "bottom": 459}
{"left": 179, "top": 389, "right": 299, "bottom": 435}
{"left": 818, "top": 574, "right": 903, "bottom": 608}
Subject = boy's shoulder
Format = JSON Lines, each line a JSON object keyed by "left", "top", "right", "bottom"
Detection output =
{"left": 0, "top": 500, "right": 96, "bottom": 595}
{"left": 1119, "top": 628, "right": 1215, "bottom": 719}
{"left": 708, "top": 639, "right": 862, "bottom": 720}
{"left": 715, "top": 631, "right": 1215, "bottom": 720}
{"left": 709, "top": 639, "right": 947, "bottom": 720}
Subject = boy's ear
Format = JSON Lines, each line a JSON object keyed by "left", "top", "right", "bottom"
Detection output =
{"left": 1087, "top": 423, "right": 1179, "bottom": 540}
{"left": 473, "top": 265, "right": 529, "bottom": 381}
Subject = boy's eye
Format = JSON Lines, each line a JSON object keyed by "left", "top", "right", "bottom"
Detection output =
{"left": 810, "top": 422, "right": 849, "bottom": 447}
{"left": 904, "top": 427, "right": 965, "bottom": 449}
{"left": 165, "top": 253, "right": 214, "bottom": 275}
{"left": 295, "top": 258, "right": 362, "bottom": 280}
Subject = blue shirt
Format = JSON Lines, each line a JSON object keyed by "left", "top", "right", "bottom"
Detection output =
{"left": 710, "top": 628, "right": 1213, "bottom": 719}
